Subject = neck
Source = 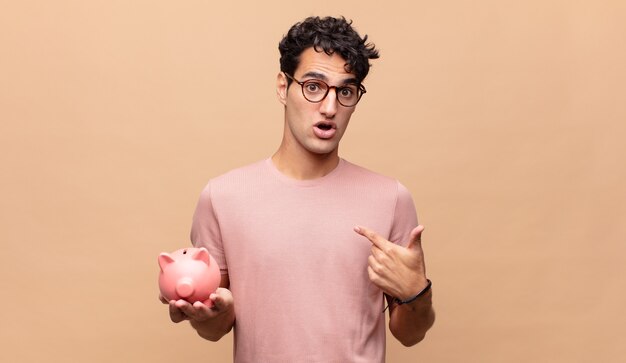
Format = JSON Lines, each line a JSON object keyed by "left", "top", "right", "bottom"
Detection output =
{"left": 271, "top": 145, "right": 340, "bottom": 180}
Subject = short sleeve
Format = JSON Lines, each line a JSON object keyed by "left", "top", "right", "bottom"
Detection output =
{"left": 388, "top": 181, "right": 418, "bottom": 247}
{"left": 190, "top": 181, "right": 228, "bottom": 274}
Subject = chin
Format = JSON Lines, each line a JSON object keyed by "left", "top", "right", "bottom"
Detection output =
{"left": 306, "top": 143, "right": 339, "bottom": 156}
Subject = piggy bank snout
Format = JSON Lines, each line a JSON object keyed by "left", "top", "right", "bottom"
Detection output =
{"left": 176, "top": 277, "right": 195, "bottom": 298}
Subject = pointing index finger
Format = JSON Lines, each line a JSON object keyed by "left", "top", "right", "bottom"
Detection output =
{"left": 354, "top": 225, "right": 387, "bottom": 249}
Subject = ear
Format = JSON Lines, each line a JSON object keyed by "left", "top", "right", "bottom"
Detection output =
{"left": 193, "top": 247, "right": 210, "bottom": 265}
{"left": 158, "top": 253, "right": 175, "bottom": 271}
{"left": 276, "top": 72, "right": 288, "bottom": 106}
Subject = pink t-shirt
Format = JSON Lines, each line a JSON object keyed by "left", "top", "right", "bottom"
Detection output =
{"left": 191, "top": 158, "right": 418, "bottom": 363}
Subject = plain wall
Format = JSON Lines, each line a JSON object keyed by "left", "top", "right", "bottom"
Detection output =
{"left": 1, "top": 1, "right": 625, "bottom": 362}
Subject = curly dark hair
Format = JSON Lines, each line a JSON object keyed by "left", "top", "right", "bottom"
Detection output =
{"left": 278, "top": 16, "right": 380, "bottom": 84}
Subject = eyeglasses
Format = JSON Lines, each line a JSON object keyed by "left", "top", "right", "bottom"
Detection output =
{"left": 284, "top": 73, "right": 366, "bottom": 107}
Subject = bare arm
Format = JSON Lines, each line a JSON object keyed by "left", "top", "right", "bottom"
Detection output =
{"left": 161, "top": 273, "right": 235, "bottom": 341}
{"left": 354, "top": 225, "right": 435, "bottom": 346}
{"left": 387, "top": 286, "right": 435, "bottom": 346}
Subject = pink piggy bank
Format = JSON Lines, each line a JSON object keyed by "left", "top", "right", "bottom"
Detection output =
{"left": 158, "top": 247, "right": 221, "bottom": 307}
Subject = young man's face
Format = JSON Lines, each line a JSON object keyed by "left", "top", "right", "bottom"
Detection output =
{"left": 278, "top": 47, "right": 359, "bottom": 157}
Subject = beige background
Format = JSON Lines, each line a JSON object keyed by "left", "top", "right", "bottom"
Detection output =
{"left": 1, "top": 1, "right": 625, "bottom": 362}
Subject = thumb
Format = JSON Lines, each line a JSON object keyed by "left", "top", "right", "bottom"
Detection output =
{"left": 406, "top": 225, "right": 425, "bottom": 250}
{"left": 209, "top": 288, "right": 232, "bottom": 310}
{"left": 209, "top": 292, "right": 224, "bottom": 310}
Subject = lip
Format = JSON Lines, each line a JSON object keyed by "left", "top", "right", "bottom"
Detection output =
{"left": 313, "top": 121, "right": 337, "bottom": 139}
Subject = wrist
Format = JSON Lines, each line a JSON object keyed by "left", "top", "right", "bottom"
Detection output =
{"left": 395, "top": 279, "right": 432, "bottom": 305}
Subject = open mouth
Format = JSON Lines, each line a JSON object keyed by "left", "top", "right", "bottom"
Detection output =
{"left": 313, "top": 121, "right": 337, "bottom": 139}
{"left": 317, "top": 123, "right": 333, "bottom": 131}
{"left": 315, "top": 121, "right": 335, "bottom": 131}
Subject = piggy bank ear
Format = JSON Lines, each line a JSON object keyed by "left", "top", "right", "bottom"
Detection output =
{"left": 193, "top": 247, "right": 210, "bottom": 265}
{"left": 158, "top": 253, "right": 175, "bottom": 271}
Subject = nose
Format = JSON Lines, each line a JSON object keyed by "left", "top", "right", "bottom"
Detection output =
{"left": 319, "top": 88, "right": 338, "bottom": 117}
{"left": 176, "top": 278, "right": 195, "bottom": 298}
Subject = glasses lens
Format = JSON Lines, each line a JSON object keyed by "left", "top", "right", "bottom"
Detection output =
{"left": 337, "top": 85, "right": 360, "bottom": 106}
{"left": 301, "top": 80, "right": 328, "bottom": 102}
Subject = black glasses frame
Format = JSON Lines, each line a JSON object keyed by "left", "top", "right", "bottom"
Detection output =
{"left": 284, "top": 73, "right": 366, "bottom": 107}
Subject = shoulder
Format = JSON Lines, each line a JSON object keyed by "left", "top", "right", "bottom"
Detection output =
{"left": 211, "top": 159, "right": 268, "bottom": 183}
{"left": 341, "top": 159, "right": 406, "bottom": 190}
{"left": 196, "top": 159, "right": 271, "bottom": 205}
{"left": 341, "top": 159, "right": 415, "bottom": 206}
{"left": 201, "top": 159, "right": 268, "bottom": 190}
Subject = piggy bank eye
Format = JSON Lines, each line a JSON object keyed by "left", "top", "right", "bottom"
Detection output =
{"left": 183, "top": 250, "right": 187, "bottom": 254}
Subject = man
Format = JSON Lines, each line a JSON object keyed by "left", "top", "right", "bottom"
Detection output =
{"left": 162, "top": 16, "right": 435, "bottom": 362}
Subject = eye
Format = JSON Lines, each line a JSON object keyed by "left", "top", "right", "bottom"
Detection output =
{"left": 339, "top": 87, "right": 354, "bottom": 97}
{"left": 304, "top": 81, "right": 323, "bottom": 93}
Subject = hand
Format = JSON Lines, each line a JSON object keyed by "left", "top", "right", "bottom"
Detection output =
{"left": 354, "top": 225, "right": 429, "bottom": 300}
{"left": 159, "top": 287, "right": 234, "bottom": 323}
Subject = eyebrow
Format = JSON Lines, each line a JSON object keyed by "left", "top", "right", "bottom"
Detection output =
{"left": 300, "top": 71, "right": 359, "bottom": 85}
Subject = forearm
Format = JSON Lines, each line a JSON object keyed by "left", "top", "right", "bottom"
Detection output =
{"left": 388, "top": 290, "right": 435, "bottom": 346}
{"left": 189, "top": 306, "right": 235, "bottom": 341}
